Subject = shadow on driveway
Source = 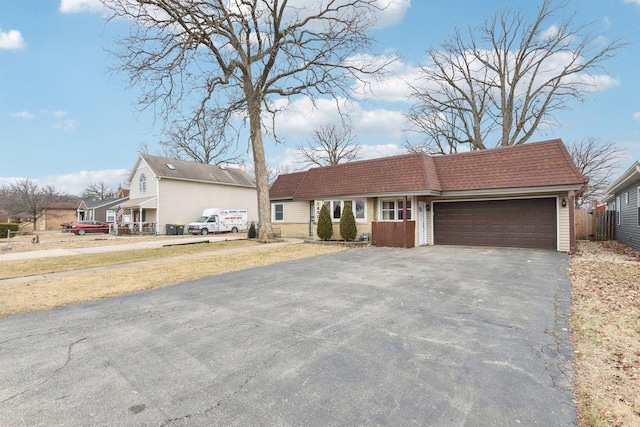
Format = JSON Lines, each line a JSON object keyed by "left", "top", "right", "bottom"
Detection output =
{"left": 0, "top": 246, "right": 576, "bottom": 426}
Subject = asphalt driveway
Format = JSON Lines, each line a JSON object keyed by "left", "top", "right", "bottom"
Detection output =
{"left": 0, "top": 246, "right": 576, "bottom": 426}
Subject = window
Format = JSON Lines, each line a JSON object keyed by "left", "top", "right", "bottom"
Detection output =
{"left": 318, "top": 200, "right": 367, "bottom": 222}
{"left": 379, "top": 198, "right": 412, "bottom": 221}
{"left": 616, "top": 196, "right": 621, "bottom": 226}
{"left": 106, "top": 209, "right": 115, "bottom": 222}
{"left": 139, "top": 174, "right": 147, "bottom": 194}
{"left": 637, "top": 187, "right": 640, "bottom": 227}
{"left": 272, "top": 203, "right": 284, "bottom": 222}
{"left": 331, "top": 200, "right": 342, "bottom": 220}
{"left": 625, "top": 192, "right": 630, "bottom": 204}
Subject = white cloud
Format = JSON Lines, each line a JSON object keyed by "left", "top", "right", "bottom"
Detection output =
{"left": 358, "top": 143, "right": 403, "bottom": 160}
{"left": 0, "top": 29, "right": 27, "bottom": 50}
{"left": 632, "top": 112, "right": 640, "bottom": 123}
{"left": 53, "top": 110, "right": 69, "bottom": 118}
{"left": 59, "top": 0, "right": 103, "bottom": 13}
{"left": 52, "top": 118, "right": 79, "bottom": 132}
{"left": 10, "top": 111, "right": 34, "bottom": 120}
{"left": 47, "top": 169, "right": 130, "bottom": 195}
{"left": 623, "top": 0, "right": 640, "bottom": 6}
{"left": 372, "top": 0, "right": 411, "bottom": 28}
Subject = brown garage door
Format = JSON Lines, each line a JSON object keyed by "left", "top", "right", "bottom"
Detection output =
{"left": 433, "top": 198, "right": 557, "bottom": 249}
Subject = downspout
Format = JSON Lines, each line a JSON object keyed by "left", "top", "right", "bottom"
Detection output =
{"left": 402, "top": 196, "right": 408, "bottom": 248}
{"left": 155, "top": 176, "right": 160, "bottom": 234}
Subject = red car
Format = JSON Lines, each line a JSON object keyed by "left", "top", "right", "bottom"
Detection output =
{"left": 69, "top": 221, "right": 111, "bottom": 235}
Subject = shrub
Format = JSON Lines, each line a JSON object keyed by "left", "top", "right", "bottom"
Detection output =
{"left": 316, "top": 204, "right": 333, "bottom": 241}
{"left": 0, "top": 223, "right": 18, "bottom": 239}
{"left": 248, "top": 221, "right": 257, "bottom": 238}
{"left": 340, "top": 204, "right": 357, "bottom": 241}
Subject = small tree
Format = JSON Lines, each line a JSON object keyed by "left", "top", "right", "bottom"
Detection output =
{"left": 316, "top": 204, "right": 333, "bottom": 241}
{"left": 248, "top": 222, "right": 257, "bottom": 239}
{"left": 340, "top": 204, "right": 357, "bottom": 241}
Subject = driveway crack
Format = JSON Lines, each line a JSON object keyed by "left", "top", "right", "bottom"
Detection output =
{"left": 1, "top": 337, "right": 87, "bottom": 403}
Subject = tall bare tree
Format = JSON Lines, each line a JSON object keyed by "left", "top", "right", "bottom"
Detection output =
{"left": 406, "top": 0, "right": 625, "bottom": 153}
{"left": 298, "top": 123, "right": 361, "bottom": 167}
{"left": 82, "top": 182, "right": 117, "bottom": 201}
{"left": 101, "top": 0, "right": 391, "bottom": 236}
{"left": 567, "top": 138, "right": 625, "bottom": 207}
{"left": 9, "top": 179, "right": 63, "bottom": 229}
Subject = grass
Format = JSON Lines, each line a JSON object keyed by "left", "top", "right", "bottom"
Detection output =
{"left": 0, "top": 241, "right": 346, "bottom": 319}
{"left": 0, "top": 239, "right": 257, "bottom": 279}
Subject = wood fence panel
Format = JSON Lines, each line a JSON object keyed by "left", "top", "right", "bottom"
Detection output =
{"left": 595, "top": 211, "right": 616, "bottom": 241}
{"left": 575, "top": 209, "right": 596, "bottom": 240}
{"left": 372, "top": 221, "right": 415, "bottom": 248}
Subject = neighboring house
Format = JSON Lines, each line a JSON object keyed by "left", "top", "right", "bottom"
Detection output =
{"left": 20, "top": 202, "right": 79, "bottom": 232}
{"left": 122, "top": 154, "right": 258, "bottom": 234}
{"left": 602, "top": 161, "right": 640, "bottom": 252}
{"left": 77, "top": 197, "right": 130, "bottom": 223}
{"left": 270, "top": 139, "right": 587, "bottom": 252}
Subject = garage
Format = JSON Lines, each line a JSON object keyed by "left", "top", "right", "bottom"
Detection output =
{"left": 433, "top": 198, "right": 557, "bottom": 249}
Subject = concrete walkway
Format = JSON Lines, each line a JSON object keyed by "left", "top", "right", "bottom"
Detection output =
{"left": 0, "top": 235, "right": 250, "bottom": 261}
{"left": 0, "top": 237, "right": 304, "bottom": 286}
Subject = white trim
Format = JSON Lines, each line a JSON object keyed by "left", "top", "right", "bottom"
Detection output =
{"left": 272, "top": 202, "right": 285, "bottom": 222}
{"left": 439, "top": 185, "right": 583, "bottom": 198}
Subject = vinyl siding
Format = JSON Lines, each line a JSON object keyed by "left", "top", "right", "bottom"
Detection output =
{"left": 159, "top": 179, "right": 258, "bottom": 232}
{"left": 614, "top": 181, "right": 640, "bottom": 252}
{"left": 558, "top": 196, "right": 570, "bottom": 252}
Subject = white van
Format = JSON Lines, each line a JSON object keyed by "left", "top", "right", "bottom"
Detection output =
{"left": 187, "top": 208, "right": 248, "bottom": 235}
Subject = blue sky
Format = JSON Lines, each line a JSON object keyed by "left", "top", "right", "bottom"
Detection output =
{"left": 1, "top": 0, "right": 639, "bottom": 196}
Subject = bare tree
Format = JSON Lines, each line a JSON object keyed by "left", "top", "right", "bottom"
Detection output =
{"left": 298, "top": 123, "right": 360, "bottom": 167}
{"left": 82, "top": 182, "right": 117, "bottom": 201}
{"left": 568, "top": 138, "right": 625, "bottom": 207}
{"left": 101, "top": 0, "right": 391, "bottom": 236}
{"left": 9, "top": 179, "right": 62, "bottom": 229}
{"left": 268, "top": 163, "right": 290, "bottom": 187}
{"left": 158, "top": 112, "right": 245, "bottom": 165}
{"left": 406, "top": 0, "right": 625, "bottom": 153}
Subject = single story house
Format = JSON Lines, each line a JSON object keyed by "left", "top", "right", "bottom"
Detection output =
{"left": 20, "top": 202, "right": 79, "bottom": 232}
{"left": 602, "top": 160, "right": 640, "bottom": 252}
{"left": 77, "top": 197, "right": 130, "bottom": 223}
{"left": 121, "top": 154, "right": 258, "bottom": 235}
{"left": 270, "top": 139, "right": 587, "bottom": 252}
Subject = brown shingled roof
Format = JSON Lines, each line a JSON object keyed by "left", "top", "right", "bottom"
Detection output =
{"left": 270, "top": 139, "right": 586, "bottom": 199}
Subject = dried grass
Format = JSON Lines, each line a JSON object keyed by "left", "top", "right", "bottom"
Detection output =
{"left": 0, "top": 242, "right": 346, "bottom": 319}
{"left": 570, "top": 241, "right": 640, "bottom": 426}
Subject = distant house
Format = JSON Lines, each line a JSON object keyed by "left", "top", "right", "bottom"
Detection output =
{"left": 270, "top": 139, "right": 587, "bottom": 252}
{"left": 19, "top": 202, "right": 79, "bottom": 232}
{"left": 603, "top": 161, "right": 640, "bottom": 252}
{"left": 77, "top": 197, "right": 130, "bottom": 223}
{"left": 121, "top": 155, "right": 258, "bottom": 235}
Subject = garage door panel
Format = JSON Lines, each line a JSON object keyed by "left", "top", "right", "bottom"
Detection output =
{"left": 434, "top": 198, "right": 557, "bottom": 249}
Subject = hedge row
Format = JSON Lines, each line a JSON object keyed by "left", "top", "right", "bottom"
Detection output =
{"left": 0, "top": 223, "right": 19, "bottom": 239}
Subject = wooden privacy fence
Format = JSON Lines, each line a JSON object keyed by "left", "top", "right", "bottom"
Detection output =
{"left": 575, "top": 209, "right": 615, "bottom": 241}
{"left": 372, "top": 221, "right": 415, "bottom": 248}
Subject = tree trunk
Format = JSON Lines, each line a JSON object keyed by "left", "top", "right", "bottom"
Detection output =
{"left": 247, "top": 97, "right": 272, "bottom": 239}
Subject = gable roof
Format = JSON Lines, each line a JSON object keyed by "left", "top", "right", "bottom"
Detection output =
{"left": 130, "top": 155, "right": 256, "bottom": 188}
{"left": 270, "top": 139, "right": 586, "bottom": 200}
{"left": 79, "top": 197, "right": 129, "bottom": 210}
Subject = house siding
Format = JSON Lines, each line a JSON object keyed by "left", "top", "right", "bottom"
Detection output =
{"left": 614, "top": 181, "right": 640, "bottom": 252}
{"left": 272, "top": 201, "right": 311, "bottom": 238}
{"left": 159, "top": 179, "right": 258, "bottom": 233}
{"left": 558, "top": 196, "right": 570, "bottom": 252}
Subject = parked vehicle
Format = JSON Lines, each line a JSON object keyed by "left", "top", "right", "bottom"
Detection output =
{"left": 187, "top": 208, "right": 248, "bottom": 235}
{"left": 68, "top": 221, "right": 111, "bottom": 235}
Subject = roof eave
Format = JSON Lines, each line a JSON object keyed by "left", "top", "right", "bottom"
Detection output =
{"left": 439, "top": 184, "right": 585, "bottom": 198}
{"left": 157, "top": 176, "right": 256, "bottom": 189}
{"left": 605, "top": 161, "right": 640, "bottom": 195}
